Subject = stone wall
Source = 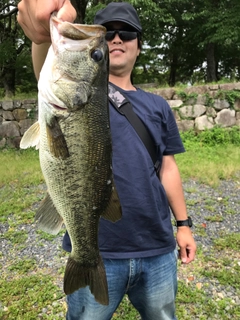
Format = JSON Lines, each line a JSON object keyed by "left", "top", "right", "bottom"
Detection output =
{"left": 1, "top": 82, "right": 240, "bottom": 148}
{"left": 150, "top": 82, "right": 240, "bottom": 131}
{"left": 0, "top": 99, "right": 37, "bottom": 148}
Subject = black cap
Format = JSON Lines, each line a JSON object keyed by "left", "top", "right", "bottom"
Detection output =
{"left": 94, "top": 2, "right": 142, "bottom": 33}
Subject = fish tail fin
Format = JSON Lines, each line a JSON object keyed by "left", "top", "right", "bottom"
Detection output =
{"left": 64, "top": 256, "right": 109, "bottom": 305}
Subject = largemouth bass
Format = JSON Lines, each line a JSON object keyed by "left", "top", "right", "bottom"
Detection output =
{"left": 20, "top": 14, "right": 121, "bottom": 305}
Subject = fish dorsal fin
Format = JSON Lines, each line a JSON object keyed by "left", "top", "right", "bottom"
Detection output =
{"left": 35, "top": 193, "right": 64, "bottom": 235}
{"left": 101, "top": 184, "right": 122, "bottom": 222}
{"left": 20, "top": 121, "right": 40, "bottom": 150}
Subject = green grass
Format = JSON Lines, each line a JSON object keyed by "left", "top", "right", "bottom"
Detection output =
{"left": 0, "top": 127, "right": 240, "bottom": 319}
{"left": 213, "top": 233, "right": 240, "bottom": 251}
{"left": 176, "top": 126, "right": 240, "bottom": 186}
{"left": 0, "top": 148, "right": 44, "bottom": 224}
{"left": 0, "top": 148, "right": 42, "bottom": 187}
{"left": 0, "top": 274, "right": 65, "bottom": 319}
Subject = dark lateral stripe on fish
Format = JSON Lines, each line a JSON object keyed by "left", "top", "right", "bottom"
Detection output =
{"left": 64, "top": 256, "right": 109, "bottom": 305}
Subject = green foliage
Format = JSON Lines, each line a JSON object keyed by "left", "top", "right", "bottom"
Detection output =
{"left": 176, "top": 127, "right": 240, "bottom": 185}
{"left": 36, "top": 230, "right": 59, "bottom": 241}
{"left": 0, "top": 148, "right": 44, "bottom": 223}
{"left": 215, "top": 90, "right": 240, "bottom": 108}
{"left": 180, "top": 126, "right": 240, "bottom": 146}
{"left": 2, "top": 229, "right": 28, "bottom": 245}
{"left": 213, "top": 233, "right": 240, "bottom": 251}
{"left": 201, "top": 262, "right": 240, "bottom": 289}
{"left": 176, "top": 90, "right": 198, "bottom": 103}
{"left": 0, "top": 1, "right": 35, "bottom": 97}
{"left": 0, "top": 274, "right": 64, "bottom": 319}
{"left": 204, "top": 93, "right": 215, "bottom": 107}
{"left": 1, "top": 0, "right": 240, "bottom": 91}
{"left": 8, "top": 258, "right": 37, "bottom": 274}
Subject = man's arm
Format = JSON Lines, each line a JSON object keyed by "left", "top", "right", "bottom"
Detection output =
{"left": 32, "top": 43, "right": 51, "bottom": 80}
{"left": 18, "top": 0, "right": 76, "bottom": 78}
{"left": 160, "top": 154, "right": 197, "bottom": 264}
{"left": 17, "top": 0, "right": 76, "bottom": 43}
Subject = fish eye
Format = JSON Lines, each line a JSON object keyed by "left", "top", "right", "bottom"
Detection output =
{"left": 91, "top": 49, "right": 103, "bottom": 62}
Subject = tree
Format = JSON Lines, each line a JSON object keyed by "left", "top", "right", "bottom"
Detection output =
{"left": 190, "top": 0, "right": 240, "bottom": 82}
{"left": 71, "top": 0, "right": 89, "bottom": 23}
{"left": 2, "top": 0, "right": 240, "bottom": 95}
{"left": 0, "top": 1, "right": 24, "bottom": 97}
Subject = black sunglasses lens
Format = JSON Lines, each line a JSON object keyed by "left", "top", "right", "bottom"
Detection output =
{"left": 105, "top": 30, "right": 138, "bottom": 41}
{"left": 105, "top": 31, "right": 115, "bottom": 41}
{"left": 119, "top": 31, "right": 138, "bottom": 41}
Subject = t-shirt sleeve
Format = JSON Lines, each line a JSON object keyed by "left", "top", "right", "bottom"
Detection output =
{"left": 164, "top": 105, "right": 185, "bottom": 155}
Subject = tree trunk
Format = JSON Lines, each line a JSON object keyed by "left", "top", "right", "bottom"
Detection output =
{"left": 70, "top": 0, "right": 88, "bottom": 23}
{"left": 206, "top": 42, "right": 217, "bottom": 82}
{"left": 2, "top": 66, "right": 15, "bottom": 98}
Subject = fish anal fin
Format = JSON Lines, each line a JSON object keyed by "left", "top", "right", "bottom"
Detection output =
{"left": 46, "top": 117, "right": 70, "bottom": 159}
{"left": 101, "top": 184, "right": 122, "bottom": 222}
{"left": 20, "top": 121, "right": 40, "bottom": 149}
{"left": 35, "top": 193, "right": 63, "bottom": 235}
{"left": 64, "top": 256, "right": 109, "bottom": 305}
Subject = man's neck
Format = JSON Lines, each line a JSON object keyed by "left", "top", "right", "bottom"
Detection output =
{"left": 109, "top": 74, "right": 136, "bottom": 91}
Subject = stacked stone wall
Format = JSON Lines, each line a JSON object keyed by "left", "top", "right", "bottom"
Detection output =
{"left": 0, "top": 99, "right": 37, "bottom": 148}
{"left": 150, "top": 82, "right": 240, "bottom": 131}
{"left": 1, "top": 82, "right": 240, "bottom": 148}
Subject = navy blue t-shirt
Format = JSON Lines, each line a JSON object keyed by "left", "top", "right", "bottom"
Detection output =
{"left": 62, "top": 86, "right": 185, "bottom": 259}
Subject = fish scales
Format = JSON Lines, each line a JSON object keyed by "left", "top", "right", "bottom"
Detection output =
{"left": 20, "top": 13, "right": 121, "bottom": 305}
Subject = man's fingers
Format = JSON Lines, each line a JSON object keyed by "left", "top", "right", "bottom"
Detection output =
{"left": 57, "top": 0, "right": 77, "bottom": 22}
{"left": 179, "top": 247, "right": 187, "bottom": 263}
{"left": 179, "top": 247, "right": 196, "bottom": 264}
{"left": 17, "top": 0, "right": 76, "bottom": 44}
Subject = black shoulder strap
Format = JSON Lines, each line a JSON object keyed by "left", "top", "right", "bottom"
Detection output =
{"left": 108, "top": 83, "right": 161, "bottom": 174}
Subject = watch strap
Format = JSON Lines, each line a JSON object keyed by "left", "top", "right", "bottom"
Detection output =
{"left": 176, "top": 217, "right": 192, "bottom": 227}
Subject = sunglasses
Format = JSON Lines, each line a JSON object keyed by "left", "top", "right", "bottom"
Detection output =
{"left": 105, "top": 30, "right": 138, "bottom": 42}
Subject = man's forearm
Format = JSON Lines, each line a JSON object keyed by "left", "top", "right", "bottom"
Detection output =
{"left": 160, "top": 155, "right": 188, "bottom": 221}
{"left": 32, "top": 43, "right": 51, "bottom": 80}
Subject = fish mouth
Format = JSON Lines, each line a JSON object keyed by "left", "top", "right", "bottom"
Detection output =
{"left": 50, "top": 103, "right": 70, "bottom": 115}
{"left": 50, "top": 103, "right": 68, "bottom": 111}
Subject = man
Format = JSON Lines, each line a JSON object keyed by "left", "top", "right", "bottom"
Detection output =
{"left": 18, "top": 2, "right": 196, "bottom": 319}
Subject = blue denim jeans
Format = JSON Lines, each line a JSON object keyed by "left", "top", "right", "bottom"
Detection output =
{"left": 66, "top": 250, "right": 178, "bottom": 320}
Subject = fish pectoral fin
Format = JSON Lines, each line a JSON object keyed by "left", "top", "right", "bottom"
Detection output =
{"left": 20, "top": 121, "right": 40, "bottom": 149}
{"left": 35, "top": 193, "right": 63, "bottom": 235}
{"left": 101, "top": 184, "right": 122, "bottom": 222}
{"left": 46, "top": 117, "right": 70, "bottom": 159}
{"left": 64, "top": 256, "right": 109, "bottom": 305}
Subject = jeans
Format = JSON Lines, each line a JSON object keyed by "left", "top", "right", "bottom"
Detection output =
{"left": 66, "top": 250, "right": 178, "bottom": 320}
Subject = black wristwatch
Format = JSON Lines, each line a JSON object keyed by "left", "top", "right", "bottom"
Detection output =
{"left": 176, "top": 217, "right": 192, "bottom": 228}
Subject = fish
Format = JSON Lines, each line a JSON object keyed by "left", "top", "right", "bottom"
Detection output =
{"left": 20, "top": 13, "right": 122, "bottom": 305}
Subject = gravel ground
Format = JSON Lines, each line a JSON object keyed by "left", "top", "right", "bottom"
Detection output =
{"left": 177, "top": 179, "right": 240, "bottom": 311}
{"left": 1, "top": 178, "right": 240, "bottom": 318}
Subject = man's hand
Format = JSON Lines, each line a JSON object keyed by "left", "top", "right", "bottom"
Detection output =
{"left": 17, "top": 0, "right": 77, "bottom": 43}
{"left": 176, "top": 227, "right": 197, "bottom": 264}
